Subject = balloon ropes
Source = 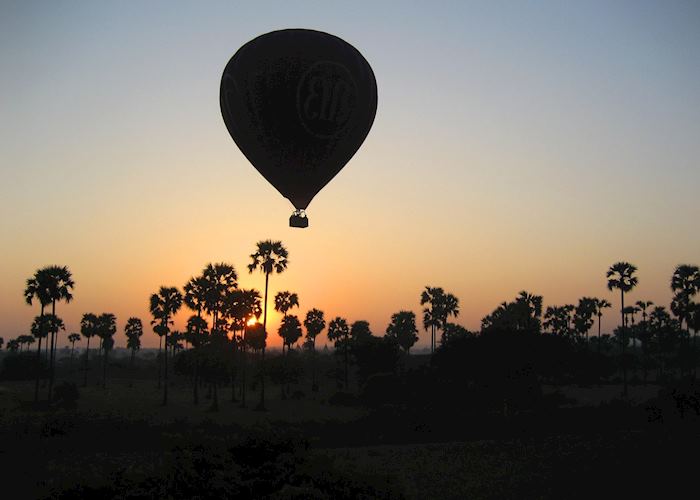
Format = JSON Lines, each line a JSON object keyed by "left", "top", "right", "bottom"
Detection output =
{"left": 220, "top": 29, "right": 378, "bottom": 228}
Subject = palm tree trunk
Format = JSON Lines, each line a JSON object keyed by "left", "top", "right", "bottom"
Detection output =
{"left": 312, "top": 338, "right": 318, "bottom": 393}
{"left": 240, "top": 344, "right": 246, "bottom": 407}
{"left": 162, "top": 323, "right": 169, "bottom": 406}
{"left": 193, "top": 355, "right": 199, "bottom": 405}
{"left": 343, "top": 334, "right": 349, "bottom": 391}
{"left": 157, "top": 336, "right": 162, "bottom": 389}
{"left": 621, "top": 290, "right": 628, "bottom": 399}
{"left": 83, "top": 337, "right": 90, "bottom": 387}
{"left": 34, "top": 304, "right": 45, "bottom": 403}
{"left": 48, "top": 300, "right": 57, "bottom": 401}
{"left": 257, "top": 272, "right": 269, "bottom": 410}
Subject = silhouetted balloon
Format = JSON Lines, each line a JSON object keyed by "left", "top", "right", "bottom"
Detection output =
{"left": 220, "top": 29, "right": 378, "bottom": 227}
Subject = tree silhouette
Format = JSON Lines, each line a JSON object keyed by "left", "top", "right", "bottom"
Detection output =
{"left": 184, "top": 314, "right": 208, "bottom": 404}
{"left": 228, "top": 289, "right": 262, "bottom": 407}
{"left": 67, "top": 333, "right": 80, "bottom": 365}
{"left": 274, "top": 291, "right": 299, "bottom": 353}
{"left": 594, "top": 298, "right": 612, "bottom": 353}
{"left": 124, "top": 317, "right": 143, "bottom": 367}
{"left": 440, "top": 322, "right": 474, "bottom": 346}
{"left": 202, "top": 263, "right": 238, "bottom": 335}
{"left": 385, "top": 311, "right": 419, "bottom": 353}
{"left": 96, "top": 313, "right": 116, "bottom": 389}
{"left": 421, "top": 287, "right": 459, "bottom": 353}
{"left": 248, "top": 240, "right": 288, "bottom": 410}
{"left": 635, "top": 300, "right": 654, "bottom": 383}
{"left": 80, "top": 313, "right": 98, "bottom": 387}
{"left": 607, "top": 261, "right": 638, "bottom": 398}
{"left": 327, "top": 317, "right": 350, "bottom": 390}
{"left": 25, "top": 268, "right": 51, "bottom": 402}
{"left": 304, "top": 308, "right": 325, "bottom": 392}
{"left": 574, "top": 297, "right": 597, "bottom": 345}
{"left": 150, "top": 286, "right": 183, "bottom": 405}
{"left": 18, "top": 334, "right": 36, "bottom": 351}
{"left": 670, "top": 264, "right": 699, "bottom": 334}
{"left": 43, "top": 265, "right": 74, "bottom": 401}
{"left": 278, "top": 314, "right": 302, "bottom": 397}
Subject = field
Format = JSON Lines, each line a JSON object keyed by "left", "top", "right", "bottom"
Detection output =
{"left": 1, "top": 350, "right": 697, "bottom": 499}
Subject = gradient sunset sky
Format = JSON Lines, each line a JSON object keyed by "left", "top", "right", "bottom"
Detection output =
{"left": 1, "top": 1, "right": 698, "bottom": 349}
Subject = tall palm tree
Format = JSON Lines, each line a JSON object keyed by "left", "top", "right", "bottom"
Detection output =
{"left": 184, "top": 275, "right": 209, "bottom": 320}
{"left": 185, "top": 314, "right": 209, "bottom": 405}
{"left": 278, "top": 314, "right": 302, "bottom": 397}
{"left": 327, "top": 317, "right": 350, "bottom": 390}
{"left": 607, "top": 261, "right": 638, "bottom": 398}
{"left": 150, "top": 286, "right": 183, "bottom": 405}
{"left": 421, "top": 286, "right": 443, "bottom": 354}
{"left": 421, "top": 287, "right": 459, "bottom": 353}
{"left": 124, "top": 317, "right": 143, "bottom": 367}
{"left": 80, "top": 313, "right": 98, "bottom": 387}
{"left": 67, "top": 333, "right": 80, "bottom": 365}
{"left": 201, "top": 263, "right": 238, "bottom": 335}
{"left": 97, "top": 313, "right": 116, "bottom": 389}
{"left": 594, "top": 298, "right": 612, "bottom": 353}
{"left": 670, "top": 264, "right": 700, "bottom": 333}
{"left": 43, "top": 265, "right": 74, "bottom": 401}
{"left": 248, "top": 240, "right": 288, "bottom": 410}
{"left": 25, "top": 268, "right": 52, "bottom": 402}
{"left": 274, "top": 291, "right": 299, "bottom": 353}
{"left": 304, "top": 308, "right": 325, "bottom": 392}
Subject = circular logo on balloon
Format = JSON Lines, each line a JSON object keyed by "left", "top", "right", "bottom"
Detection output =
{"left": 297, "top": 61, "right": 357, "bottom": 138}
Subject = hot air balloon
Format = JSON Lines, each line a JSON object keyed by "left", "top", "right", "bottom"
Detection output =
{"left": 220, "top": 29, "right": 378, "bottom": 228}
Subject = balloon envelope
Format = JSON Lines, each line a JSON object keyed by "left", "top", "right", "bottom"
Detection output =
{"left": 220, "top": 29, "right": 378, "bottom": 211}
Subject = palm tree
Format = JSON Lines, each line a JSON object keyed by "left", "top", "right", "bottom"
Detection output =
{"left": 304, "top": 308, "right": 325, "bottom": 392}
{"left": 97, "top": 313, "right": 116, "bottom": 389}
{"left": 184, "top": 275, "right": 209, "bottom": 320}
{"left": 150, "top": 286, "right": 183, "bottom": 405}
{"left": 278, "top": 314, "right": 302, "bottom": 397}
{"left": 607, "top": 261, "right": 638, "bottom": 398}
{"left": 670, "top": 264, "right": 700, "bottom": 333}
{"left": 274, "top": 291, "right": 300, "bottom": 354}
{"left": 25, "top": 268, "right": 51, "bottom": 402}
{"left": 202, "top": 263, "right": 238, "bottom": 335}
{"left": 386, "top": 311, "right": 419, "bottom": 353}
{"left": 421, "top": 287, "right": 443, "bottom": 354}
{"left": 19, "top": 334, "right": 36, "bottom": 351}
{"left": 43, "top": 265, "right": 74, "bottom": 401}
{"left": 80, "top": 313, "right": 98, "bottom": 387}
{"left": 185, "top": 314, "right": 209, "bottom": 405}
{"left": 124, "top": 317, "right": 143, "bottom": 367}
{"left": 515, "top": 291, "right": 544, "bottom": 331}
{"left": 594, "top": 298, "right": 612, "bottom": 353}
{"left": 327, "top": 317, "right": 350, "bottom": 390}
{"left": 421, "top": 287, "right": 459, "bottom": 353}
{"left": 67, "top": 333, "right": 80, "bottom": 364}
{"left": 248, "top": 240, "right": 289, "bottom": 410}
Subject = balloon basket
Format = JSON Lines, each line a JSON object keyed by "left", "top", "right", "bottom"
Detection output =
{"left": 290, "top": 210, "right": 309, "bottom": 228}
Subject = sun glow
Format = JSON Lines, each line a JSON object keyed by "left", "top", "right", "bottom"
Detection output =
{"left": 247, "top": 317, "right": 258, "bottom": 326}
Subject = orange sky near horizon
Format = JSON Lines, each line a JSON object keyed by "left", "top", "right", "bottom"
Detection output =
{"left": 1, "top": 1, "right": 699, "bottom": 349}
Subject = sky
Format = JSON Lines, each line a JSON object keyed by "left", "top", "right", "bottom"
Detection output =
{"left": 1, "top": 1, "right": 699, "bottom": 349}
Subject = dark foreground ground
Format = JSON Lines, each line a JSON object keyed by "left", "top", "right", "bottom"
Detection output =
{"left": 1, "top": 374, "right": 699, "bottom": 499}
